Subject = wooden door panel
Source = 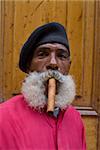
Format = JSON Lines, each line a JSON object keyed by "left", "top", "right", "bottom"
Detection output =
{"left": 0, "top": 1, "right": 96, "bottom": 106}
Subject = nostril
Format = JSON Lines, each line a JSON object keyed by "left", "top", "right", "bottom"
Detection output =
{"left": 46, "top": 66, "right": 52, "bottom": 70}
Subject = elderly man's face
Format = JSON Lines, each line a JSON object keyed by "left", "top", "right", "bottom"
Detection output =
{"left": 29, "top": 43, "right": 71, "bottom": 75}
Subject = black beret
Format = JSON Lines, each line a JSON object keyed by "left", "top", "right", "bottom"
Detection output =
{"left": 19, "top": 22, "right": 70, "bottom": 73}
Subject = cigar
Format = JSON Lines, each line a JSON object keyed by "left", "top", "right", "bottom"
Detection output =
{"left": 47, "top": 78, "right": 56, "bottom": 113}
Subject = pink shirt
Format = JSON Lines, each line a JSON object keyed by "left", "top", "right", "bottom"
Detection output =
{"left": 0, "top": 95, "right": 86, "bottom": 150}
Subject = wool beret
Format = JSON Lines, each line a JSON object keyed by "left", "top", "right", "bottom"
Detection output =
{"left": 19, "top": 22, "right": 70, "bottom": 73}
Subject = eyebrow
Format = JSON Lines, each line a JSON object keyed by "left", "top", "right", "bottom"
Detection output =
{"left": 57, "top": 48, "right": 69, "bottom": 53}
{"left": 36, "top": 47, "right": 50, "bottom": 51}
{"left": 35, "top": 45, "right": 70, "bottom": 56}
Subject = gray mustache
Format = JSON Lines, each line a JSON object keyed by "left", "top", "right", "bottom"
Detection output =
{"left": 39, "top": 70, "right": 66, "bottom": 83}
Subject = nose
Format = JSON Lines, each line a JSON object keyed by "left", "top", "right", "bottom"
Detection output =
{"left": 46, "top": 53, "right": 58, "bottom": 70}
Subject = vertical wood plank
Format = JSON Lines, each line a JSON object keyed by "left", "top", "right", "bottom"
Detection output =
{"left": 3, "top": 1, "right": 14, "bottom": 99}
{"left": 82, "top": 1, "right": 95, "bottom": 106}
{"left": 92, "top": 2, "right": 100, "bottom": 149}
{"left": 92, "top": 1, "right": 100, "bottom": 113}
{"left": 67, "top": 1, "right": 83, "bottom": 101}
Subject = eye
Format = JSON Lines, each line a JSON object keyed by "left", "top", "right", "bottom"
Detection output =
{"left": 37, "top": 51, "right": 49, "bottom": 58}
{"left": 57, "top": 53, "right": 69, "bottom": 60}
{"left": 57, "top": 49, "right": 70, "bottom": 60}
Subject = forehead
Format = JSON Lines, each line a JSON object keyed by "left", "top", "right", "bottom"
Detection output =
{"left": 36, "top": 43, "right": 68, "bottom": 51}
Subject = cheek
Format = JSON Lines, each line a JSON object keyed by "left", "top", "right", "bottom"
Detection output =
{"left": 59, "top": 62, "right": 70, "bottom": 75}
{"left": 29, "top": 59, "right": 47, "bottom": 72}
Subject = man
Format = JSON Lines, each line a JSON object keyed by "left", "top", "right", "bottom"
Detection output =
{"left": 0, "top": 22, "right": 86, "bottom": 149}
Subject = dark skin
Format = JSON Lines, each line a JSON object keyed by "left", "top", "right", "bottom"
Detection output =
{"left": 28, "top": 43, "right": 71, "bottom": 75}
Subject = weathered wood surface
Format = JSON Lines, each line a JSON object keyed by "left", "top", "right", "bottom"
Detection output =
{"left": 0, "top": 0, "right": 97, "bottom": 106}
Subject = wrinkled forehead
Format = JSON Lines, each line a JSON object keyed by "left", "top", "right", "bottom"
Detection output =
{"left": 36, "top": 43, "right": 68, "bottom": 49}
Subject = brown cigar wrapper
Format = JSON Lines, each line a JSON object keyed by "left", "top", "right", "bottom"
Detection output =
{"left": 47, "top": 78, "right": 56, "bottom": 113}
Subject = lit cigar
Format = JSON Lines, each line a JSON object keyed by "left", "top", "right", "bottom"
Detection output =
{"left": 47, "top": 78, "right": 56, "bottom": 113}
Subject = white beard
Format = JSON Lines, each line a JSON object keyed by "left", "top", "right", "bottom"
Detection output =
{"left": 21, "top": 70, "right": 76, "bottom": 111}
